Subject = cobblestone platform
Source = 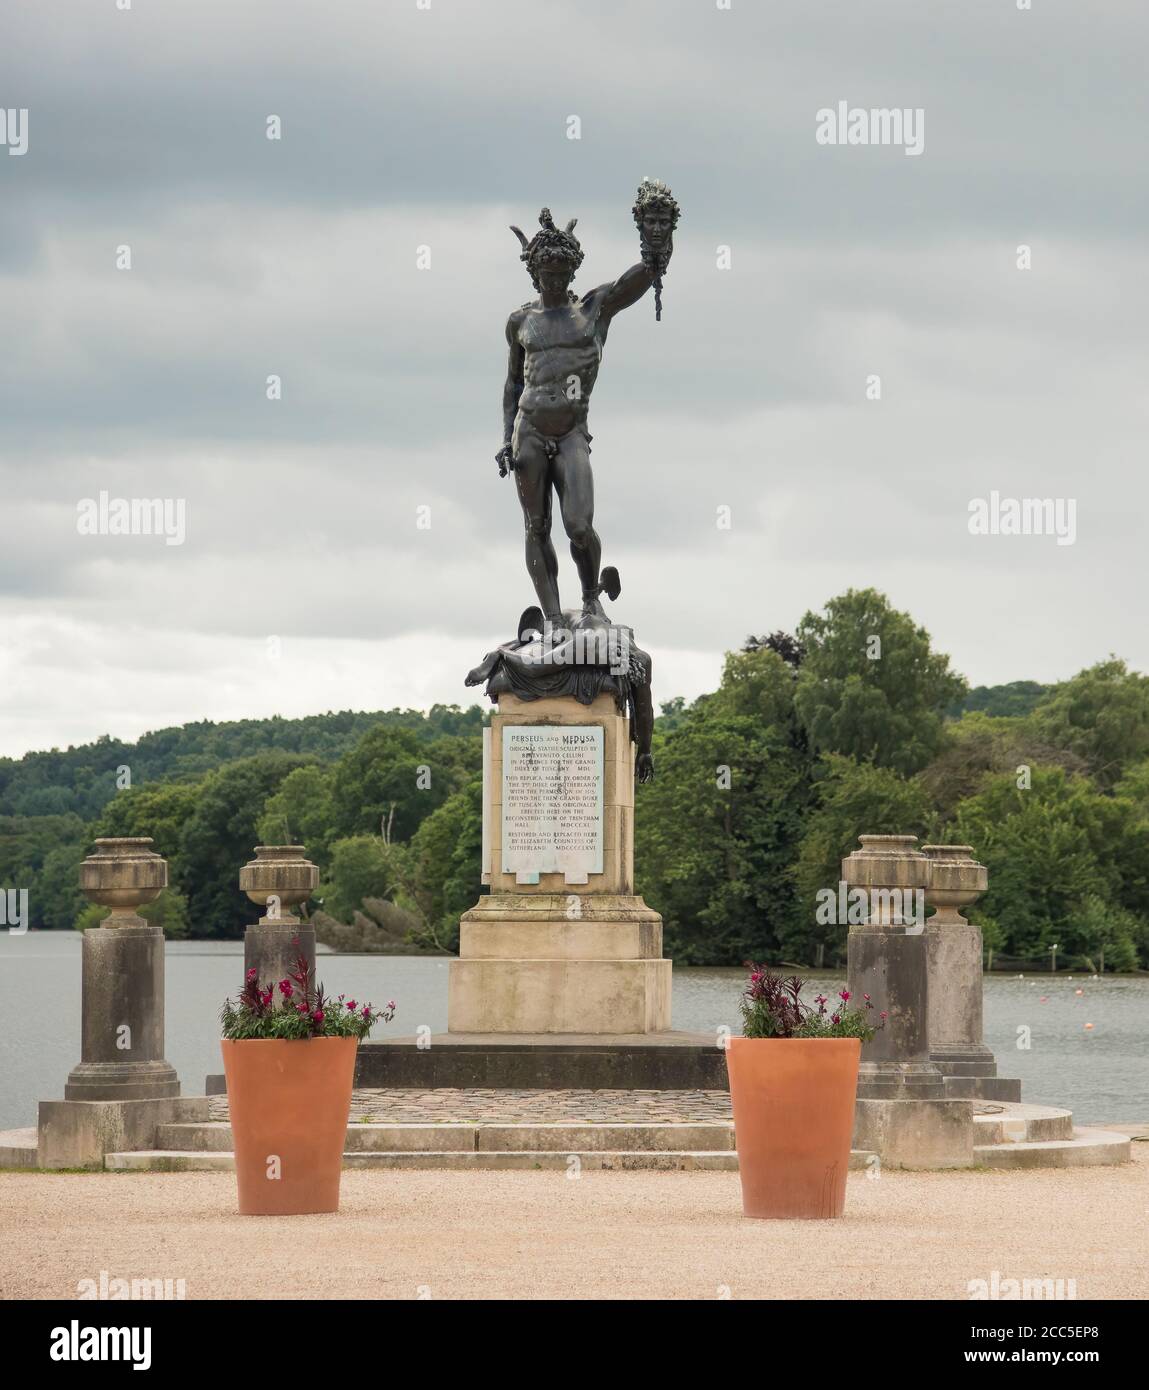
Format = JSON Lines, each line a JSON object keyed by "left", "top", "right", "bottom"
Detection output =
{"left": 209, "top": 1087, "right": 734, "bottom": 1126}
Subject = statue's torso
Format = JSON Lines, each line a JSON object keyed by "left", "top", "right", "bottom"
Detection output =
{"left": 515, "top": 292, "right": 608, "bottom": 436}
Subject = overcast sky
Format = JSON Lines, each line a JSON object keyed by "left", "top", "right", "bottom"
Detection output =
{"left": 1, "top": 0, "right": 1146, "bottom": 759}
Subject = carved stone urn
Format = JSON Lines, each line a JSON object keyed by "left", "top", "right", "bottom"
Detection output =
{"left": 79, "top": 837, "right": 167, "bottom": 924}
{"left": 921, "top": 844, "right": 987, "bottom": 924}
{"left": 840, "top": 834, "right": 929, "bottom": 928}
{"left": 239, "top": 845, "right": 318, "bottom": 925}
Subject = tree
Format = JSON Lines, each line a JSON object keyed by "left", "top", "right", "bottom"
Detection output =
{"left": 636, "top": 649, "right": 813, "bottom": 964}
{"left": 916, "top": 711, "right": 1087, "bottom": 822}
{"left": 178, "top": 753, "right": 315, "bottom": 937}
{"left": 330, "top": 727, "right": 450, "bottom": 843}
{"left": 794, "top": 588, "right": 966, "bottom": 776}
{"left": 405, "top": 776, "right": 485, "bottom": 953}
{"left": 790, "top": 755, "right": 930, "bottom": 965}
{"left": 97, "top": 779, "right": 205, "bottom": 866}
{"left": 256, "top": 765, "right": 337, "bottom": 869}
{"left": 0, "top": 814, "right": 90, "bottom": 930}
{"left": 1074, "top": 895, "right": 1141, "bottom": 973}
{"left": 950, "top": 681, "right": 1048, "bottom": 719}
{"left": 951, "top": 769, "right": 1116, "bottom": 960}
{"left": 1031, "top": 659, "right": 1149, "bottom": 788}
{"left": 321, "top": 835, "right": 407, "bottom": 925}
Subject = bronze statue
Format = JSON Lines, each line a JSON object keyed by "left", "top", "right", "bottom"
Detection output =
{"left": 468, "top": 179, "right": 680, "bottom": 783}
{"left": 496, "top": 179, "right": 679, "bottom": 625}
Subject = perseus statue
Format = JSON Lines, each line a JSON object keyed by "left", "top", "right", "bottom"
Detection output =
{"left": 496, "top": 179, "right": 680, "bottom": 627}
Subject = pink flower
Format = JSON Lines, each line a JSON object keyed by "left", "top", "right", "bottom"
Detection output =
{"left": 880, "top": 1011, "right": 888, "bottom": 1020}
{"left": 296, "top": 1004, "right": 308, "bottom": 1014}
{"left": 278, "top": 980, "right": 293, "bottom": 997}
{"left": 246, "top": 968, "right": 258, "bottom": 980}
{"left": 361, "top": 1005, "right": 371, "bottom": 1017}
{"left": 346, "top": 1000, "right": 357, "bottom": 1011}
{"left": 831, "top": 1014, "right": 841, "bottom": 1024}
{"left": 863, "top": 993, "right": 871, "bottom": 1002}
{"left": 312, "top": 1010, "right": 324, "bottom": 1024}
{"left": 839, "top": 989, "right": 850, "bottom": 1002}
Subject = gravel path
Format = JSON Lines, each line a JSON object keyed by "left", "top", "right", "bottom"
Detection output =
{"left": 2, "top": 1147, "right": 1146, "bottom": 1300}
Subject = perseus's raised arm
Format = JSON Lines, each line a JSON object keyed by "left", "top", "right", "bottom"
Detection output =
{"left": 599, "top": 262, "right": 657, "bottom": 322}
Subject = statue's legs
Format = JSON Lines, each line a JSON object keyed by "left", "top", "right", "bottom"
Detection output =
{"left": 553, "top": 426, "right": 602, "bottom": 610}
{"left": 512, "top": 418, "right": 562, "bottom": 620}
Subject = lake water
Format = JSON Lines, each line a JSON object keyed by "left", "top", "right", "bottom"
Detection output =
{"left": 2, "top": 932, "right": 1146, "bottom": 1130}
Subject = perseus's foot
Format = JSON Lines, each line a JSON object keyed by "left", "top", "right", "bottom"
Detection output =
{"left": 579, "top": 595, "right": 607, "bottom": 623}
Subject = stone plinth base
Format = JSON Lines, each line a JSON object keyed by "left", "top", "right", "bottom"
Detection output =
{"left": 449, "top": 957, "right": 671, "bottom": 1033}
{"left": 38, "top": 1096, "right": 211, "bottom": 1170}
{"left": 355, "top": 1032, "right": 725, "bottom": 1090}
{"left": 856, "top": 1060, "right": 946, "bottom": 1100}
{"left": 450, "top": 692, "right": 672, "bottom": 1035}
{"left": 853, "top": 1097, "right": 973, "bottom": 1169}
{"left": 65, "top": 1060, "right": 179, "bottom": 1102}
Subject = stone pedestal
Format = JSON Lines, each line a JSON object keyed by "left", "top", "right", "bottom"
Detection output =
{"left": 843, "top": 835, "right": 945, "bottom": 1100}
{"left": 239, "top": 845, "right": 318, "bottom": 986}
{"left": 450, "top": 693, "right": 671, "bottom": 1033}
{"left": 922, "top": 844, "right": 1020, "bottom": 1100}
{"left": 39, "top": 838, "right": 209, "bottom": 1169}
{"left": 64, "top": 839, "right": 179, "bottom": 1101}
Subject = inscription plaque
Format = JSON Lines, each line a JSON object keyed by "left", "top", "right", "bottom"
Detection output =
{"left": 501, "top": 725, "right": 604, "bottom": 882}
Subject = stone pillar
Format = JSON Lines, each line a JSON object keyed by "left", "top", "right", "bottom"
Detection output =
{"left": 449, "top": 692, "right": 670, "bottom": 1033}
{"left": 238, "top": 846, "right": 318, "bottom": 986}
{"left": 922, "top": 844, "right": 998, "bottom": 1076}
{"left": 64, "top": 839, "right": 179, "bottom": 1101}
{"left": 843, "top": 834, "right": 944, "bottom": 1100}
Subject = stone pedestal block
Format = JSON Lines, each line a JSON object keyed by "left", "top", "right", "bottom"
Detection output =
{"left": 843, "top": 835, "right": 945, "bottom": 1099}
{"left": 38, "top": 1096, "right": 211, "bottom": 1170}
{"left": 852, "top": 1097, "right": 974, "bottom": 1169}
{"left": 450, "top": 693, "right": 670, "bottom": 1034}
{"left": 64, "top": 839, "right": 179, "bottom": 1102}
{"left": 921, "top": 844, "right": 996, "bottom": 1074}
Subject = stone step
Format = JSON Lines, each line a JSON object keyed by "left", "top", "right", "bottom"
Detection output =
{"left": 941, "top": 1076, "right": 1022, "bottom": 1103}
{"left": 0, "top": 1127, "right": 39, "bottom": 1170}
{"left": 105, "top": 1148, "right": 879, "bottom": 1173}
{"left": 972, "top": 1103, "right": 1075, "bottom": 1145}
{"left": 933, "top": 1059, "right": 999, "bottom": 1078}
{"left": 158, "top": 1120, "right": 736, "bottom": 1154}
{"left": 973, "top": 1128, "right": 1131, "bottom": 1169}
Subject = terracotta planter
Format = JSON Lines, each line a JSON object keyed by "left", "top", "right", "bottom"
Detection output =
{"left": 221, "top": 1037, "right": 358, "bottom": 1216}
{"left": 726, "top": 1037, "right": 861, "bottom": 1219}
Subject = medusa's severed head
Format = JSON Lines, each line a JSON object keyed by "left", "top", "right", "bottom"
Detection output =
{"left": 631, "top": 177, "right": 679, "bottom": 272}
{"left": 510, "top": 208, "right": 584, "bottom": 295}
